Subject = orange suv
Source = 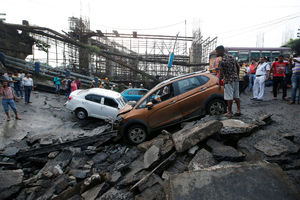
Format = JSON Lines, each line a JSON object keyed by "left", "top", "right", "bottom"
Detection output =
{"left": 117, "top": 71, "right": 226, "bottom": 144}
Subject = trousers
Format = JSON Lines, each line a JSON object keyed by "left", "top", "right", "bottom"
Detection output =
{"left": 273, "top": 76, "right": 286, "bottom": 98}
{"left": 253, "top": 75, "right": 265, "bottom": 100}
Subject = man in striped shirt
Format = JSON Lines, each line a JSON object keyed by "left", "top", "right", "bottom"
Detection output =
{"left": 289, "top": 53, "right": 300, "bottom": 104}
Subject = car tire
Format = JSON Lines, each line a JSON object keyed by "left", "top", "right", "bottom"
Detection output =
{"left": 206, "top": 99, "right": 227, "bottom": 115}
{"left": 75, "top": 108, "right": 88, "bottom": 120}
{"left": 126, "top": 125, "right": 147, "bottom": 144}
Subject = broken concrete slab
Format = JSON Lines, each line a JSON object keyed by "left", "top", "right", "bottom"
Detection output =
{"left": 0, "top": 169, "right": 24, "bottom": 189}
{"left": 144, "top": 145, "right": 160, "bottom": 169}
{"left": 54, "top": 177, "right": 69, "bottom": 194}
{"left": 207, "top": 139, "right": 245, "bottom": 162}
{"left": 220, "top": 119, "right": 257, "bottom": 137}
{"left": 285, "top": 170, "right": 300, "bottom": 190}
{"left": 0, "top": 169, "right": 24, "bottom": 199}
{"left": 40, "top": 137, "right": 53, "bottom": 145}
{"left": 135, "top": 183, "right": 166, "bottom": 200}
{"left": 188, "top": 148, "right": 217, "bottom": 171}
{"left": 97, "top": 187, "right": 134, "bottom": 200}
{"left": 137, "top": 173, "right": 164, "bottom": 192}
{"left": 48, "top": 151, "right": 59, "bottom": 159}
{"left": 188, "top": 145, "right": 199, "bottom": 156}
{"left": 283, "top": 159, "right": 300, "bottom": 170}
{"left": 167, "top": 162, "right": 300, "bottom": 200}
{"left": 69, "top": 169, "right": 90, "bottom": 179}
{"left": 238, "top": 132, "right": 300, "bottom": 158}
{"left": 138, "top": 130, "right": 172, "bottom": 153}
{"left": 81, "top": 183, "right": 105, "bottom": 200}
{"left": 172, "top": 120, "right": 223, "bottom": 153}
{"left": 92, "top": 152, "right": 108, "bottom": 163}
{"left": 110, "top": 171, "right": 121, "bottom": 183}
{"left": 2, "top": 146, "right": 20, "bottom": 157}
{"left": 254, "top": 138, "right": 290, "bottom": 156}
{"left": 37, "top": 149, "right": 73, "bottom": 178}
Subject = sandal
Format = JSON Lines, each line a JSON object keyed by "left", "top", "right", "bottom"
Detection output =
{"left": 234, "top": 113, "right": 242, "bottom": 116}
{"left": 224, "top": 113, "right": 233, "bottom": 117}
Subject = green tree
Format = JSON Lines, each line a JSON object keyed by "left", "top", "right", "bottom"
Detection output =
{"left": 282, "top": 38, "right": 300, "bottom": 55}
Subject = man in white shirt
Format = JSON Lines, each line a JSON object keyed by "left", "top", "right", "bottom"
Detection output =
{"left": 252, "top": 57, "right": 270, "bottom": 101}
{"left": 22, "top": 73, "right": 34, "bottom": 104}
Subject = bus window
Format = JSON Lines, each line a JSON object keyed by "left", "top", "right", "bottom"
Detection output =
{"left": 250, "top": 51, "right": 260, "bottom": 61}
{"left": 228, "top": 51, "right": 239, "bottom": 60}
{"left": 239, "top": 51, "right": 249, "bottom": 62}
{"left": 282, "top": 50, "right": 291, "bottom": 58}
{"left": 261, "top": 51, "right": 271, "bottom": 60}
{"left": 271, "top": 51, "right": 280, "bottom": 61}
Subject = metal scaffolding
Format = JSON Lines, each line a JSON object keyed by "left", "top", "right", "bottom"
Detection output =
{"left": 1, "top": 19, "right": 217, "bottom": 84}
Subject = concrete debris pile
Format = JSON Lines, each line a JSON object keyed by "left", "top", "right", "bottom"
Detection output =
{"left": 1, "top": 114, "right": 300, "bottom": 200}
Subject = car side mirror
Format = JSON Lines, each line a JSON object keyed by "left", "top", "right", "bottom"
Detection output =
{"left": 146, "top": 102, "right": 153, "bottom": 110}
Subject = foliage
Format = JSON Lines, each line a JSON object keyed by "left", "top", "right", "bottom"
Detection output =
{"left": 282, "top": 38, "right": 300, "bottom": 55}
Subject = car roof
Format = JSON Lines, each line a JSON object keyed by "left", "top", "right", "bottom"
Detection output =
{"left": 153, "top": 70, "right": 210, "bottom": 89}
{"left": 154, "top": 70, "right": 208, "bottom": 88}
{"left": 83, "top": 88, "right": 122, "bottom": 98}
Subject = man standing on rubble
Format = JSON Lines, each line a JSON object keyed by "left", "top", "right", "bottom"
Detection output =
{"left": 216, "top": 45, "right": 241, "bottom": 117}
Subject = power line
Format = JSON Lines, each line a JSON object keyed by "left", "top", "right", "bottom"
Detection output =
{"left": 221, "top": 15, "right": 300, "bottom": 39}
{"left": 218, "top": 12, "right": 300, "bottom": 35}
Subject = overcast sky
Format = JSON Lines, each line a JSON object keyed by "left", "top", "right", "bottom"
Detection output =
{"left": 2, "top": 0, "right": 300, "bottom": 48}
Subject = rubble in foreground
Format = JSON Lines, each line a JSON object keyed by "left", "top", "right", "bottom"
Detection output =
{"left": 0, "top": 114, "right": 300, "bottom": 200}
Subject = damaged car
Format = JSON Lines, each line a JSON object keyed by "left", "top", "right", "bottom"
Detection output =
{"left": 117, "top": 71, "right": 226, "bottom": 144}
{"left": 65, "top": 88, "right": 127, "bottom": 120}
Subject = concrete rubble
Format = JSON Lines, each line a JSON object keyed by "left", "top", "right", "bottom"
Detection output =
{"left": 1, "top": 112, "right": 300, "bottom": 200}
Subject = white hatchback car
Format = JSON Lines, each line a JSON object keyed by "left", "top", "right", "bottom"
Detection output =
{"left": 65, "top": 88, "right": 127, "bottom": 120}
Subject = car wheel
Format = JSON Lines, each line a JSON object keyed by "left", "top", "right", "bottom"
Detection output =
{"left": 126, "top": 125, "right": 147, "bottom": 144}
{"left": 75, "top": 108, "right": 87, "bottom": 120}
{"left": 207, "top": 99, "right": 226, "bottom": 115}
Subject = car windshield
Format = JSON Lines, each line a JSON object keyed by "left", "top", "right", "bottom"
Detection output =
{"left": 117, "top": 96, "right": 127, "bottom": 107}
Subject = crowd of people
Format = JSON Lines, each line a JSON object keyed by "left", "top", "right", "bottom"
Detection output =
{"left": 53, "top": 75, "right": 82, "bottom": 98}
{"left": 0, "top": 71, "right": 34, "bottom": 121}
{"left": 216, "top": 45, "right": 300, "bottom": 117}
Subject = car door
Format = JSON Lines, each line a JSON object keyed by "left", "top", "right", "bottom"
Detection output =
{"left": 146, "top": 83, "right": 182, "bottom": 128}
{"left": 102, "top": 97, "right": 119, "bottom": 119}
{"left": 125, "top": 90, "right": 136, "bottom": 101}
{"left": 84, "top": 94, "right": 103, "bottom": 117}
{"left": 174, "top": 75, "right": 210, "bottom": 118}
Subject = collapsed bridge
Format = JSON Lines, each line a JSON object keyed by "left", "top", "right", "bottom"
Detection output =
{"left": 0, "top": 18, "right": 217, "bottom": 86}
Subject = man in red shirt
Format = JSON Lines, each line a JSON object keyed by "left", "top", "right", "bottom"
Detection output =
{"left": 269, "top": 55, "right": 288, "bottom": 100}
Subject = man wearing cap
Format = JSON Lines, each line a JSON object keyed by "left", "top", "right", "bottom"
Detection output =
{"left": 216, "top": 45, "right": 241, "bottom": 117}
{"left": 269, "top": 55, "right": 288, "bottom": 100}
{"left": 252, "top": 57, "right": 270, "bottom": 101}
